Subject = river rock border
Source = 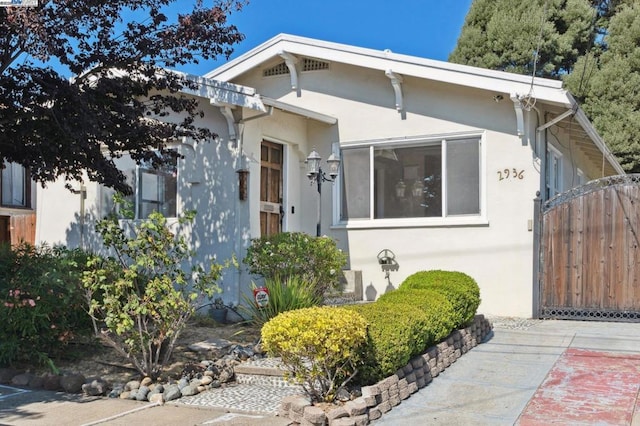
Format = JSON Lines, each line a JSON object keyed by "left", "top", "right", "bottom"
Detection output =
{"left": 278, "top": 314, "right": 493, "bottom": 426}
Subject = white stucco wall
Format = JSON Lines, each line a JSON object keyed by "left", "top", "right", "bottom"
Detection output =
{"left": 230, "top": 61, "right": 550, "bottom": 317}
{"left": 35, "top": 54, "right": 608, "bottom": 318}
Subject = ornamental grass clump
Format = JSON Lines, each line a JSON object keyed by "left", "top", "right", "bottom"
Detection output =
{"left": 240, "top": 275, "right": 322, "bottom": 327}
{"left": 261, "top": 306, "right": 367, "bottom": 403}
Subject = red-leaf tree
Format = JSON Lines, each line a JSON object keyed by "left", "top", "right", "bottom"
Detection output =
{"left": 0, "top": 0, "right": 246, "bottom": 194}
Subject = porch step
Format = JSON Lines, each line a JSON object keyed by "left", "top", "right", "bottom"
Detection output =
{"left": 234, "top": 357, "right": 302, "bottom": 389}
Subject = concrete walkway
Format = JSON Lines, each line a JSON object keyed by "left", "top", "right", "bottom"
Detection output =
{"left": 374, "top": 319, "right": 640, "bottom": 425}
{"left": 2, "top": 319, "right": 640, "bottom": 425}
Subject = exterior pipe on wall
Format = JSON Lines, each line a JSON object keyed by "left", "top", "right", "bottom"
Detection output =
{"left": 230, "top": 105, "right": 274, "bottom": 306}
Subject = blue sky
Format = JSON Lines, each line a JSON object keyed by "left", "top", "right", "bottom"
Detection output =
{"left": 176, "top": 0, "right": 474, "bottom": 76}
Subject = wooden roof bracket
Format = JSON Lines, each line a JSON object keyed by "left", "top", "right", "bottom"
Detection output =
{"left": 210, "top": 101, "right": 238, "bottom": 142}
{"left": 279, "top": 51, "right": 301, "bottom": 97}
{"left": 385, "top": 70, "right": 406, "bottom": 120}
{"left": 510, "top": 93, "right": 525, "bottom": 139}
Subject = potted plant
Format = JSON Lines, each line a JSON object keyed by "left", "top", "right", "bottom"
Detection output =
{"left": 209, "top": 297, "right": 228, "bottom": 324}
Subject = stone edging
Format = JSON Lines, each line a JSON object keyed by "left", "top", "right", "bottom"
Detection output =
{"left": 278, "top": 314, "right": 493, "bottom": 425}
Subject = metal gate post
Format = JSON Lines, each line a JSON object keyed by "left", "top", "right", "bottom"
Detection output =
{"left": 532, "top": 191, "right": 542, "bottom": 319}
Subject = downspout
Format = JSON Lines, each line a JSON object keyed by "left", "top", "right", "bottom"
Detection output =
{"left": 69, "top": 185, "right": 86, "bottom": 249}
{"left": 231, "top": 106, "right": 274, "bottom": 306}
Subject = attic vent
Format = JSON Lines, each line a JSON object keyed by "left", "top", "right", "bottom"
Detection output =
{"left": 263, "top": 62, "right": 290, "bottom": 77}
{"left": 263, "top": 58, "right": 330, "bottom": 77}
{"left": 302, "top": 58, "right": 329, "bottom": 71}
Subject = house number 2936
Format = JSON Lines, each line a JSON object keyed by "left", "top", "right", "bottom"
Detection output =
{"left": 497, "top": 168, "right": 524, "bottom": 181}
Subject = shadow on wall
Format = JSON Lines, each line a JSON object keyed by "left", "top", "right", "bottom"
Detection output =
{"left": 62, "top": 131, "right": 251, "bottom": 305}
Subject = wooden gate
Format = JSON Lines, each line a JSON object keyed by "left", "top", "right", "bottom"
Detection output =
{"left": 538, "top": 175, "right": 640, "bottom": 321}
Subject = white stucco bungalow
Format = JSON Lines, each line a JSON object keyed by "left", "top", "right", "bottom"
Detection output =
{"left": 36, "top": 34, "right": 623, "bottom": 318}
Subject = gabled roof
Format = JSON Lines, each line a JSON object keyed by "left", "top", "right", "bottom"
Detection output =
{"left": 205, "top": 33, "right": 571, "bottom": 107}
{"left": 205, "top": 34, "right": 624, "bottom": 175}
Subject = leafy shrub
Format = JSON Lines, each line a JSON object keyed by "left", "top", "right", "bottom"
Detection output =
{"left": 239, "top": 275, "right": 322, "bottom": 327}
{"left": 346, "top": 290, "right": 456, "bottom": 384}
{"left": 377, "top": 288, "right": 456, "bottom": 344}
{"left": 0, "top": 243, "right": 92, "bottom": 367}
{"left": 243, "top": 232, "right": 347, "bottom": 295}
{"left": 261, "top": 306, "right": 367, "bottom": 403}
{"left": 400, "top": 270, "right": 481, "bottom": 327}
{"left": 345, "top": 303, "right": 428, "bottom": 384}
{"left": 83, "top": 210, "right": 222, "bottom": 379}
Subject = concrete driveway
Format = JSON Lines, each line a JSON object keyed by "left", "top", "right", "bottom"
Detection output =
{"left": 374, "top": 319, "right": 640, "bottom": 425}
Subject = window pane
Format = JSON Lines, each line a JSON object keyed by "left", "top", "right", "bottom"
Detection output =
{"left": 141, "top": 172, "right": 160, "bottom": 202}
{"left": 163, "top": 173, "right": 177, "bottom": 217}
{"left": 341, "top": 148, "right": 370, "bottom": 220}
{"left": 374, "top": 144, "right": 441, "bottom": 219}
{"left": 446, "top": 139, "right": 480, "bottom": 215}
{"left": 2, "top": 162, "right": 26, "bottom": 207}
{"left": 137, "top": 155, "right": 177, "bottom": 219}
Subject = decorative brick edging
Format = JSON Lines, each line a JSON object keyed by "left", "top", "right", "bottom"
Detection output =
{"left": 278, "top": 314, "right": 493, "bottom": 425}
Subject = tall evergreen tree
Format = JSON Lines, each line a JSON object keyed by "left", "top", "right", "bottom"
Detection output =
{"left": 452, "top": 0, "right": 639, "bottom": 172}
{"left": 449, "top": 0, "right": 597, "bottom": 78}
{"left": 565, "top": 2, "right": 640, "bottom": 171}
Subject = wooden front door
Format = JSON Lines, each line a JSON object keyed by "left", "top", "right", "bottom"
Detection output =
{"left": 260, "top": 141, "right": 283, "bottom": 236}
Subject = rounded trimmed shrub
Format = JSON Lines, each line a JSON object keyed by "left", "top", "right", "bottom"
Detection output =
{"left": 377, "top": 288, "right": 456, "bottom": 343}
{"left": 344, "top": 293, "right": 454, "bottom": 385}
{"left": 400, "top": 270, "right": 481, "bottom": 327}
{"left": 262, "top": 306, "right": 367, "bottom": 402}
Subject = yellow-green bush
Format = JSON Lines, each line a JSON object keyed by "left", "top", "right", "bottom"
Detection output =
{"left": 400, "top": 270, "right": 481, "bottom": 327}
{"left": 261, "top": 306, "right": 367, "bottom": 402}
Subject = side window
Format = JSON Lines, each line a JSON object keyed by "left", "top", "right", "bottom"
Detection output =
{"left": 136, "top": 155, "right": 177, "bottom": 219}
{"left": 1, "top": 162, "right": 29, "bottom": 208}
{"left": 546, "top": 146, "right": 563, "bottom": 199}
{"left": 105, "top": 153, "right": 178, "bottom": 220}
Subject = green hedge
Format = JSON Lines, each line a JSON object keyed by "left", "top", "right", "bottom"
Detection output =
{"left": 344, "top": 289, "right": 455, "bottom": 384}
{"left": 344, "top": 303, "right": 428, "bottom": 384}
{"left": 377, "top": 288, "right": 456, "bottom": 343}
{"left": 399, "top": 270, "right": 481, "bottom": 327}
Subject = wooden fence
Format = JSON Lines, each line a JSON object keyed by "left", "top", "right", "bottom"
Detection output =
{"left": 539, "top": 175, "right": 640, "bottom": 321}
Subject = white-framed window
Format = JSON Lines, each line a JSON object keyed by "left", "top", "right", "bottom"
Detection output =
{"left": 546, "top": 145, "right": 563, "bottom": 199}
{"left": 339, "top": 133, "right": 484, "bottom": 225}
{"left": 135, "top": 155, "right": 177, "bottom": 219}
{"left": 1, "top": 162, "right": 28, "bottom": 208}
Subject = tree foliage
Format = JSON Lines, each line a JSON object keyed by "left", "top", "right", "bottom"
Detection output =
{"left": 449, "top": 0, "right": 597, "bottom": 78}
{"left": 565, "top": 2, "right": 640, "bottom": 171}
{"left": 451, "top": 0, "right": 640, "bottom": 171}
{"left": 0, "top": 0, "right": 246, "bottom": 193}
